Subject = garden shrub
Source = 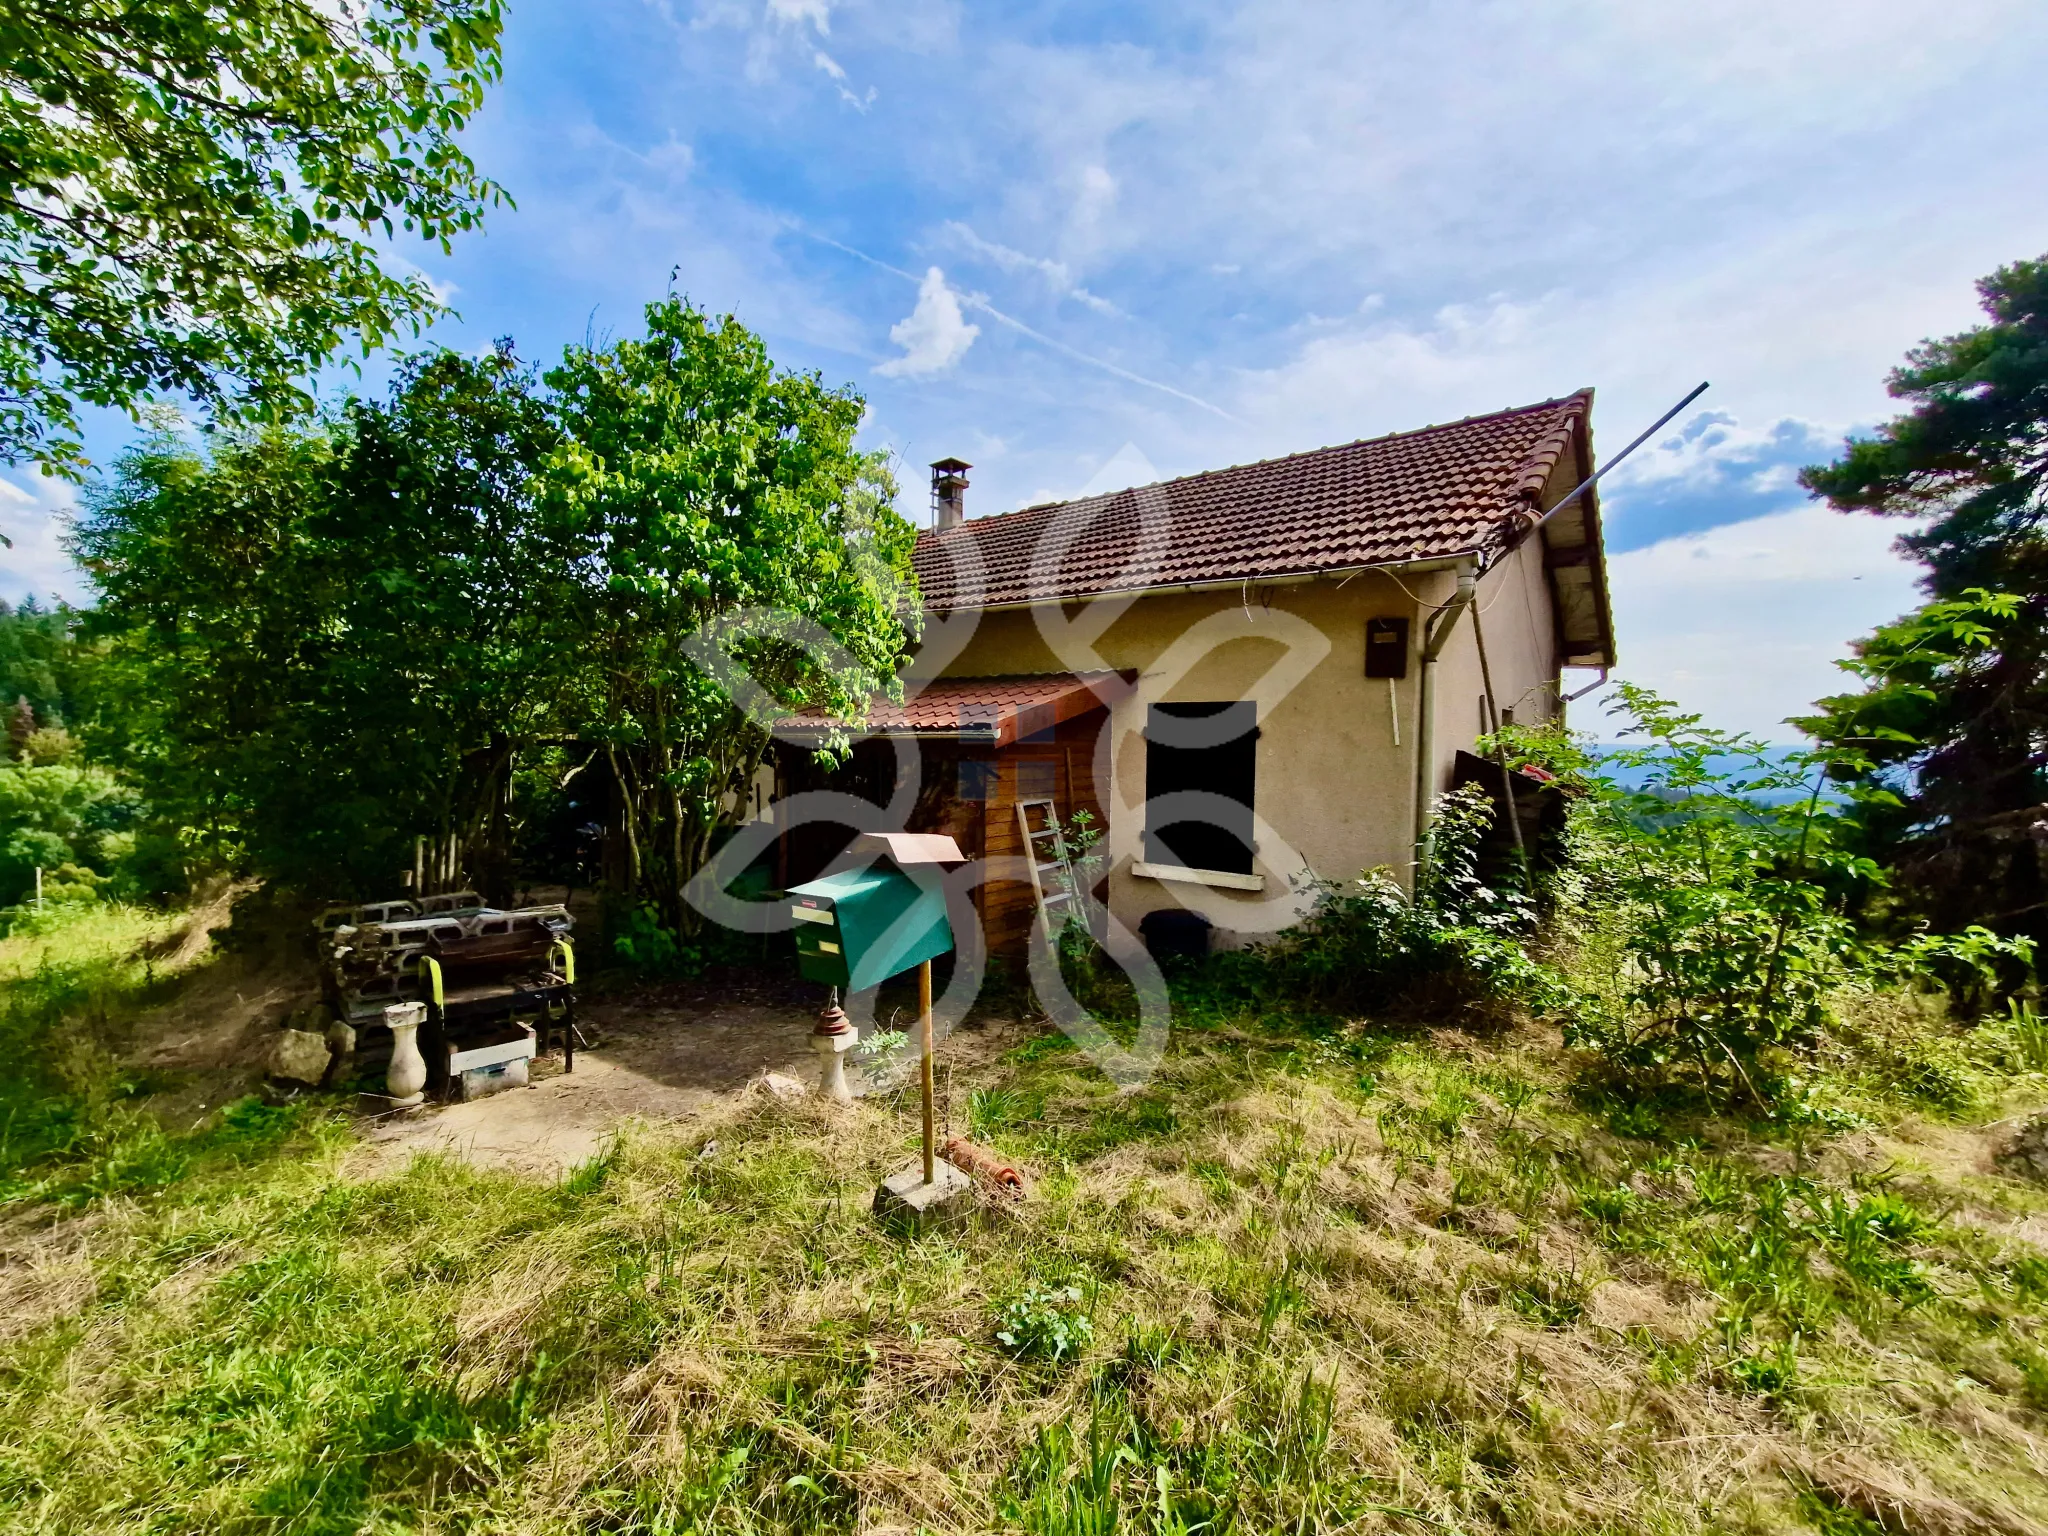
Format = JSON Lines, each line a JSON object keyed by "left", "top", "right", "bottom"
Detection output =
{"left": 1506, "top": 685, "right": 2033, "bottom": 1108}
{"left": 1241, "top": 782, "right": 1577, "bottom": 1019}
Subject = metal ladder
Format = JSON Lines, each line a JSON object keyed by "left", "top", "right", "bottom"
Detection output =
{"left": 1015, "top": 797, "right": 1075, "bottom": 944}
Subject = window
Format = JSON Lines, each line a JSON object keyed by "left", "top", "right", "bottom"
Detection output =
{"left": 957, "top": 760, "right": 998, "bottom": 802}
{"left": 1143, "top": 701, "right": 1257, "bottom": 875}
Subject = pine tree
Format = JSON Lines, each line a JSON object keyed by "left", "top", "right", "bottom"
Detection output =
{"left": 1801, "top": 254, "right": 2048, "bottom": 939}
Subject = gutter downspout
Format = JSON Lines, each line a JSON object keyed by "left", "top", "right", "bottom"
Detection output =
{"left": 1412, "top": 563, "right": 1479, "bottom": 884}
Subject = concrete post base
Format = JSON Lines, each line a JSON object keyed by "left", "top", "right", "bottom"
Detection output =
{"left": 873, "top": 1160, "right": 975, "bottom": 1233}
{"left": 813, "top": 1026, "right": 858, "bottom": 1102}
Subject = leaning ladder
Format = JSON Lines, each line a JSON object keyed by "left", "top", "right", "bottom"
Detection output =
{"left": 1015, "top": 797, "right": 1075, "bottom": 945}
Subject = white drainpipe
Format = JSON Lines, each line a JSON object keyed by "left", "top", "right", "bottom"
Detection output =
{"left": 1412, "top": 563, "right": 1479, "bottom": 883}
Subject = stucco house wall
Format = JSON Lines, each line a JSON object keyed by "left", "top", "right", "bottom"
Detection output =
{"left": 919, "top": 551, "right": 1561, "bottom": 949}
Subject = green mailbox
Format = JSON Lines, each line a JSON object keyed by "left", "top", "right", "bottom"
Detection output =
{"left": 788, "top": 855, "right": 955, "bottom": 992}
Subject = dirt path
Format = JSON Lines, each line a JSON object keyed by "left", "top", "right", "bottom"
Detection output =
{"left": 348, "top": 979, "right": 1027, "bottom": 1178}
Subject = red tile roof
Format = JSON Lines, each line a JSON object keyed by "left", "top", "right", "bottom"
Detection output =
{"left": 776, "top": 672, "right": 1124, "bottom": 748}
{"left": 913, "top": 391, "right": 1594, "bottom": 611}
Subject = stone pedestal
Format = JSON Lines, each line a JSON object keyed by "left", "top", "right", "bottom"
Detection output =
{"left": 813, "top": 1027, "right": 858, "bottom": 1102}
{"left": 384, "top": 1001, "right": 428, "bottom": 1107}
{"left": 873, "top": 1160, "right": 975, "bottom": 1233}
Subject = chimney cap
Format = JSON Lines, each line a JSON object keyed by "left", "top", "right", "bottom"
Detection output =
{"left": 930, "top": 457, "right": 972, "bottom": 474}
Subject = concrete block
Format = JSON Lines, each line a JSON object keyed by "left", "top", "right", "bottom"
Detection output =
{"left": 268, "top": 1028, "right": 332, "bottom": 1085}
{"left": 873, "top": 1160, "right": 975, "bottom": 1234}
{"left": 456, "top": 1057, "right": 529, "bottom": 1100}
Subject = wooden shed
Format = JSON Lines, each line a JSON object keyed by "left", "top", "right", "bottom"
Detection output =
{"left": 773, "top": 673, "right": 1122, "bottom": 959}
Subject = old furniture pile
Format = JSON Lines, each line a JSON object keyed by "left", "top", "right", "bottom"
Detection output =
{"left": 315, "top": 892, "right": 578, "bottom": 1100}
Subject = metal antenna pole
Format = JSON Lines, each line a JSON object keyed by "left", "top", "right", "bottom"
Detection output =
{"left": 1531, "top": 382, "right": 1710, "bottom": 531}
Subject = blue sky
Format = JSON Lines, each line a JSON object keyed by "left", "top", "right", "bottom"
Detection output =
{"left": 6, "top": 0, "right": 2048, "bottom": 737}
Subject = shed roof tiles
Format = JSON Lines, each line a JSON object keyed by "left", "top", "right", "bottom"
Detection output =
{"left": 776, "top": 672, "right": 1123, "bottom": 748}
{"left": 912, "top": 391, "right": 1594, "bottom": 611}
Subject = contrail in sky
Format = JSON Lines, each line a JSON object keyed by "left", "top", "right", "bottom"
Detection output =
{"left": 794, "top": 226, "right": 1237, "bottom": 422}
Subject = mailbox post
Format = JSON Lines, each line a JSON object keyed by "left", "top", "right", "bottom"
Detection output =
{"left": 788, "top": 833, "right": 966, "bottom": 1219}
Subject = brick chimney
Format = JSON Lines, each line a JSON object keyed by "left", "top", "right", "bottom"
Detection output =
{"left": 930, "top": 458, "right": 971, "bottom": 531}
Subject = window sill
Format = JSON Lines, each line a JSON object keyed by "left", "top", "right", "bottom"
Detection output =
{"left": 1131, "top": 861, "right": 1265, "bottom": 892}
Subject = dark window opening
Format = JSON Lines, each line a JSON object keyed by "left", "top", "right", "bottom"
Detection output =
{"left": 958, "top": 760, "right": 998, "bottom": 802}
{"left": 1143, "top": 701, "right": 1257, "bottom": 875}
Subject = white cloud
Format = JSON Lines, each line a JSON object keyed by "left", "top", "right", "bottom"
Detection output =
{"left": 936, "top": 0, "right": 2048, "bottom": 485}
{"left": 1599, "top": 503, "right": 1926, "bottom": 740}
{"left": 35, "top": 0, "right": 2035, "bottom": 749}
{"left": 875, "top": 266, "right": 980, "bottom": 378}
{"left": 382, "top": 252, "right": 461, "bottom": 306}
{"left": 765, "top": 0, "right": 830, "bottom": 30}
{"left": 0, "top": 471, "right": 82, "bottom": 608}
{"left": 688, "top": 0, "right": 872, "bottom": 104}
{"left": 942, "top": 222, "right": 1120, "bottom": 316}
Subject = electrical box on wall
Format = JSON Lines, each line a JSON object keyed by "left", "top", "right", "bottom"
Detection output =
{"left": 1365, "top": 616, "right": 1410, "bottom": 679}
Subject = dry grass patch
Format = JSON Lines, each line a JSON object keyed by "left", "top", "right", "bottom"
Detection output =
{"left": 1, "top": 979, "right": 2047, "bottom": 1532}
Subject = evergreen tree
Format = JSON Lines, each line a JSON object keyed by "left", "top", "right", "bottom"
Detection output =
{"left": 1801, "top": 255, "right": 2048, "bottom": 940}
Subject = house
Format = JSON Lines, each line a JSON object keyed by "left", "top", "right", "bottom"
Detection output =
{"left": 774, "top": 391, "right": 1613, "bottom": 959}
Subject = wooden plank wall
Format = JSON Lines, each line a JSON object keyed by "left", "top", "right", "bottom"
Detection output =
{"left": 767, "top": 706, "right": 1110, "bottom": 961}
{"left": 975, "top": 707, "right": 1108, "bottom": 958}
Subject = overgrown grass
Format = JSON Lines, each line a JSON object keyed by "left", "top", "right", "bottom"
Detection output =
{"left": 0, "top": 904, "right": 192, "bottom": 1200}
{"left": 2, "top": 914, "right": 2047, "bottom": 1533}
{"left": 0, "top": 902, "right": 311, "bottom": 1210}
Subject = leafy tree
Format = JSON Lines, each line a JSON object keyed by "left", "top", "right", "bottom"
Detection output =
{"left": 543, "top": 298, "right": 918, "bottom": 933}
{"left": 72, "top": 418, "right": 339, "bottom": 880}
{"left": 74, "top": 310, "right": 921, "bottom": 910}
{"left": 309, "top": 344, "right": 573, "bottom": 899}
{"left": 1495, "top": 690, "right": 2031, "bottom": 1106}
{"left": 2, "top": 0, "right": 508, "bottom": 474}
{"left": 1801, "top": 254, "right": 2048, "bottom": 941}
{"left": 74, "top": 348, "right": 571, "bottom": 896}
{"left": 0, "top": 596, "right": 87, "bottom": 729}
{"left": 0, "top": 757, "right": 142, "bottom": 906}
{"left": 1559, "top": 687, "right": 1882, "bottom": 1103}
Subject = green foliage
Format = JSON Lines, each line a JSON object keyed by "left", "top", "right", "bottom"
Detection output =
{"left": 994, "top": 1283, "right": 1095, "bottom": 1365}
{"left": 0, "top": 597, "right": 97, "bottom": 729}
{"left": 1553, "top": 685, "right": 2033, "bottom": 1105}
{"left": 610, "top": 902, "right": 688, "bottom": 973}
{"left": 0, "top": 757, "right": 140, "bottom": 909}
{"left": 74, "top": 308, "right": 917, "bottom": 905}
{"left": 1564, "top": 686, "right": 1869, "bottom": 1100}
{"left": 2003, "top": 997, "right": 2048, "bottom": 1072}
{"left": 76, "top": 348, "right": 572, "bottom": 897}
{"left": 1, "top": 0, "right": 508, "bottom": 473}
{"left": 1801, "top": 253, "right": 2048, "bottom": 588}
{"left": 1243, "top": 782, "right": 1574, "bottom": 1018}
{"left": 1800, "top": 254, "right": 2048, "bottom": 947}
{"left": 544, "top": 297, "right": 917, "bottom": 932}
